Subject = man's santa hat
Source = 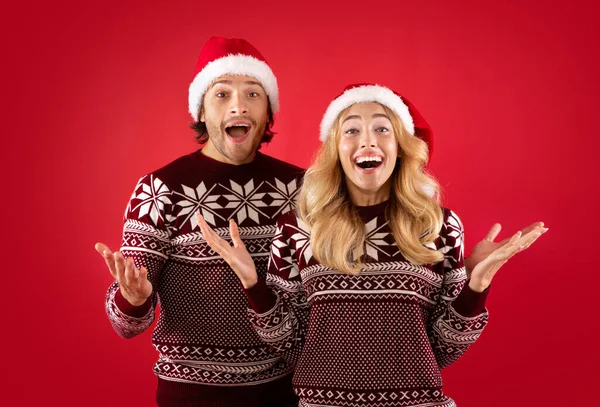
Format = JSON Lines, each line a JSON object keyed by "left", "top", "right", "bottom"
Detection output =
{"left": 188, "top": 37, "right": 279, "bottom": 121}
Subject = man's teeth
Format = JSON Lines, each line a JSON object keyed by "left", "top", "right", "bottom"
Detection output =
{"left": 355, "top": 156, "right": 383, "bottom": 164}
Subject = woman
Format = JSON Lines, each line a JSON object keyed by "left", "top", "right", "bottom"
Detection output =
{"left": 197, "top": 83, "right": 547, "bottom": 407}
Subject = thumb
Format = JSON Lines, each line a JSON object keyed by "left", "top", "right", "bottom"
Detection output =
{"left": 95, "top": 242, "right": 111, "bottom": 255}
{"left": 484, "top": 224, "right": 502, "bottom": 242}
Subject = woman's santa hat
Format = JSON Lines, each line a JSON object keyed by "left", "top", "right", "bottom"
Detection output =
{"left": 319, "top": 84, "right": 434, "bottom": 158}
{"left": 188, "top": 37, "right": 279, "bottom": 121}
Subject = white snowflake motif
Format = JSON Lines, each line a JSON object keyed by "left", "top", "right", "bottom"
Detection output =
{"left": 174, "top": 182, "right": 225, "bottom": 228}
{"left": 291, "top": 217, "right": 313, "bottom": 266}
{"left": 441, "top": 211, "right": 464, "bottom": 268}
{"left": 269, "top": 217, "right": 313, "bottom": 279}
{"left": 220, "top": 179, "right": 271, "bottom": 224}
{"left": 130, "top": 175, "right": 172, "bottom": 226}
{"left": 364, "top": 217, "right": 393, "bottom": 260}
{"left": 265, "top": 178, "right": 299, "bottom": 218}
{"left": 269, "top": 223, "right": 298, "bottom": 278}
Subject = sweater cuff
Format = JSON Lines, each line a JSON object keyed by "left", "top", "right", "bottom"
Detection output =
{"left": 451, "top": 282, "right": 490, "bottom": 317}
{"left": 243, "top": 277, "right": 278, "bottom": 314}
{"left": 114, "top": 289, "right": 152, "bottom": 318}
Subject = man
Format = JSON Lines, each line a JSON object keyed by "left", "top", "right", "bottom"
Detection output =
{"left": 96, "top": 37, "right": 303, "bottom": 407}
{"left": 95, "top": 36, "right": 543, "bottom": 407}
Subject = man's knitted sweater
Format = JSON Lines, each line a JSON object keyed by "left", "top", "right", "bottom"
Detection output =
{"left": 105, "top": 149, "right": 304, "bottom": 407}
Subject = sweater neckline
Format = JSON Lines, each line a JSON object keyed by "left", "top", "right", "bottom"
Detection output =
{"left": 354, "top": 199, "right": 389, "bottom": 221}
{"left": 192, "top": 148, "right": 265, "bottom": 172}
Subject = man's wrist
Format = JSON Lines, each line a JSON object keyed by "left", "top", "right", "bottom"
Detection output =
{"left": 241, "top": 277, "right": 258, "bottom": 289}
{"left": 468, "top": 279, "right": 489, "bottom": 293}
{"left": 121, "top": 290, "right": 148, "bottom": 307}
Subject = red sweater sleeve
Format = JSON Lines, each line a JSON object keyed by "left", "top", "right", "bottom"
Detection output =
{"left": 428, "top": 209, "right": 490, "bottom": 369}
{"left": 105, "top": 174, "right": 172, "bottom": 339}
{"left": 243, "top": 213, "right": 310, "bottom": 368}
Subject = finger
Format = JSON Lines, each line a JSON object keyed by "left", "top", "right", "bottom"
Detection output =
{"left": 493, "top": 232, "right": 540, "bottom": 262}
{"left": 95, "top": 242, "right": 110, "bottom": 254}
{"left": 520, "top": 227, "right": 542, "bottom": 242}
{"left": 498, "top": 228, "right": 541, "bottom": 259}
{"left": 114, "top": 251, "right": 127, "bottom": 284}
{"left": 504, "top": 244, "right": 522, "bottom": 258}
{"left": 520, "top": 236, "right": 540, "bottom": 250}
{"left": 104, "top": 254, "right": 118, "bottom": 279}
{"left": 207, "top": 234, "right": 232, "bottom": 258}
{"left": 197, "top": 212, "right": 219, "bottom": 237}
{"left": 96, "top": 243, "right": 118, "bottom": 279}
{"left": 484, "top": 223, "right": 502, "bottom": 242}
{"left": 229, "top": 219, "right": 245, "bottom": 249}
{"left": 520, "top": 222, "right": 545, "bottom": 235}
{"left": 517, "top": 229, "right": 544, "bottom": 250}
{"left": 492, "top": 233, "right": 526, "bottom": 260}
{"left": 140, "top": 266, "right": 148, "bottom": 281}
{"left": 490, "top": 228, "right": 544, "bottom": 262}
{"left": 197, "top": 213, "right": 224, "bottom": 242}
{"left": 124, "top": 257, "right": 136, "bottom": 287}
{"left": 139, "top": 266, "right": 152, "bottom": 293}
{"left": 198, "top": 215, "right": 231, "bottom": 257}
{"left": 499, "top": 229, "right": 538, "bottom": 247}
{"left": 196, "top": 212, "right": 205, "bottom": 228}
{"left": 134, "top": 259, "right": 141, "bottom": 279}
{"left": 491, "top": 242, "right": 521, "bottom": 261}
{"left": 197, "top": 214, "right": 221, "bottom": 244}
{"left": 197, "top": 213, "right": 239, "bottom": 262}
{"left": 508, "top": 231, "right": 522, "bottom": 245}
{"left": 519, "top": 227, "right": 547, "bottom": 250}
{"left": 497, "top": 223, "right": 544, "bottom": 247}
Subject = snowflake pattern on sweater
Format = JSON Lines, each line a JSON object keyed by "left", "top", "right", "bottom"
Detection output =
{"left": 105, "top": 150, "right": 304, "bottom": 389}
{"left": 244, "top": 203, "right": 489, "bottom": 407}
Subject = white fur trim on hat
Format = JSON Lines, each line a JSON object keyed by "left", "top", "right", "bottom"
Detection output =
{"left": 188, "top": 54, "right": 279, "bottom": 121}
{"left": 319, "top": 85, "right": 414, "bottom": 142}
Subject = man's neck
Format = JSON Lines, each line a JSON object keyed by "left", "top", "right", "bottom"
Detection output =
{"left": 201, "top": 141, "right": 256, "bottom": 165}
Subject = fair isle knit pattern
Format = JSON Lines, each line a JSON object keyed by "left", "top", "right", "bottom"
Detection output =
{"left": 105, "top": 150, "right": 303, "bottom": 390}
{"left": 244, "top": 203, "right": 489, "bottom": 407}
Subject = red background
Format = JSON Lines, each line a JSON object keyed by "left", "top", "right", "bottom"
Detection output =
{"left": 3, "top": 0, "right": 599, "bottom": 405}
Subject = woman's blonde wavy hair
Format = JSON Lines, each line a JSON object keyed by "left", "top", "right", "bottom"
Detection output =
{"left": 297, "top": 103, "right": 445, "bottom": 275}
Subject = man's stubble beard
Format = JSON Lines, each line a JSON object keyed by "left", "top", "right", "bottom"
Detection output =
{"left": 206, "top": 119, "right": 267, "bottom": 164}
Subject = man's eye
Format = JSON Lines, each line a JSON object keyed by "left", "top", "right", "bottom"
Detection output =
{"left": 216, "top": 92, "right": 226, "bottom": 98}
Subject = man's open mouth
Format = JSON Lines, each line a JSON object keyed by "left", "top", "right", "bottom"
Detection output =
{"left": 225, "top": 123, "right": 250, "bottom": 138}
